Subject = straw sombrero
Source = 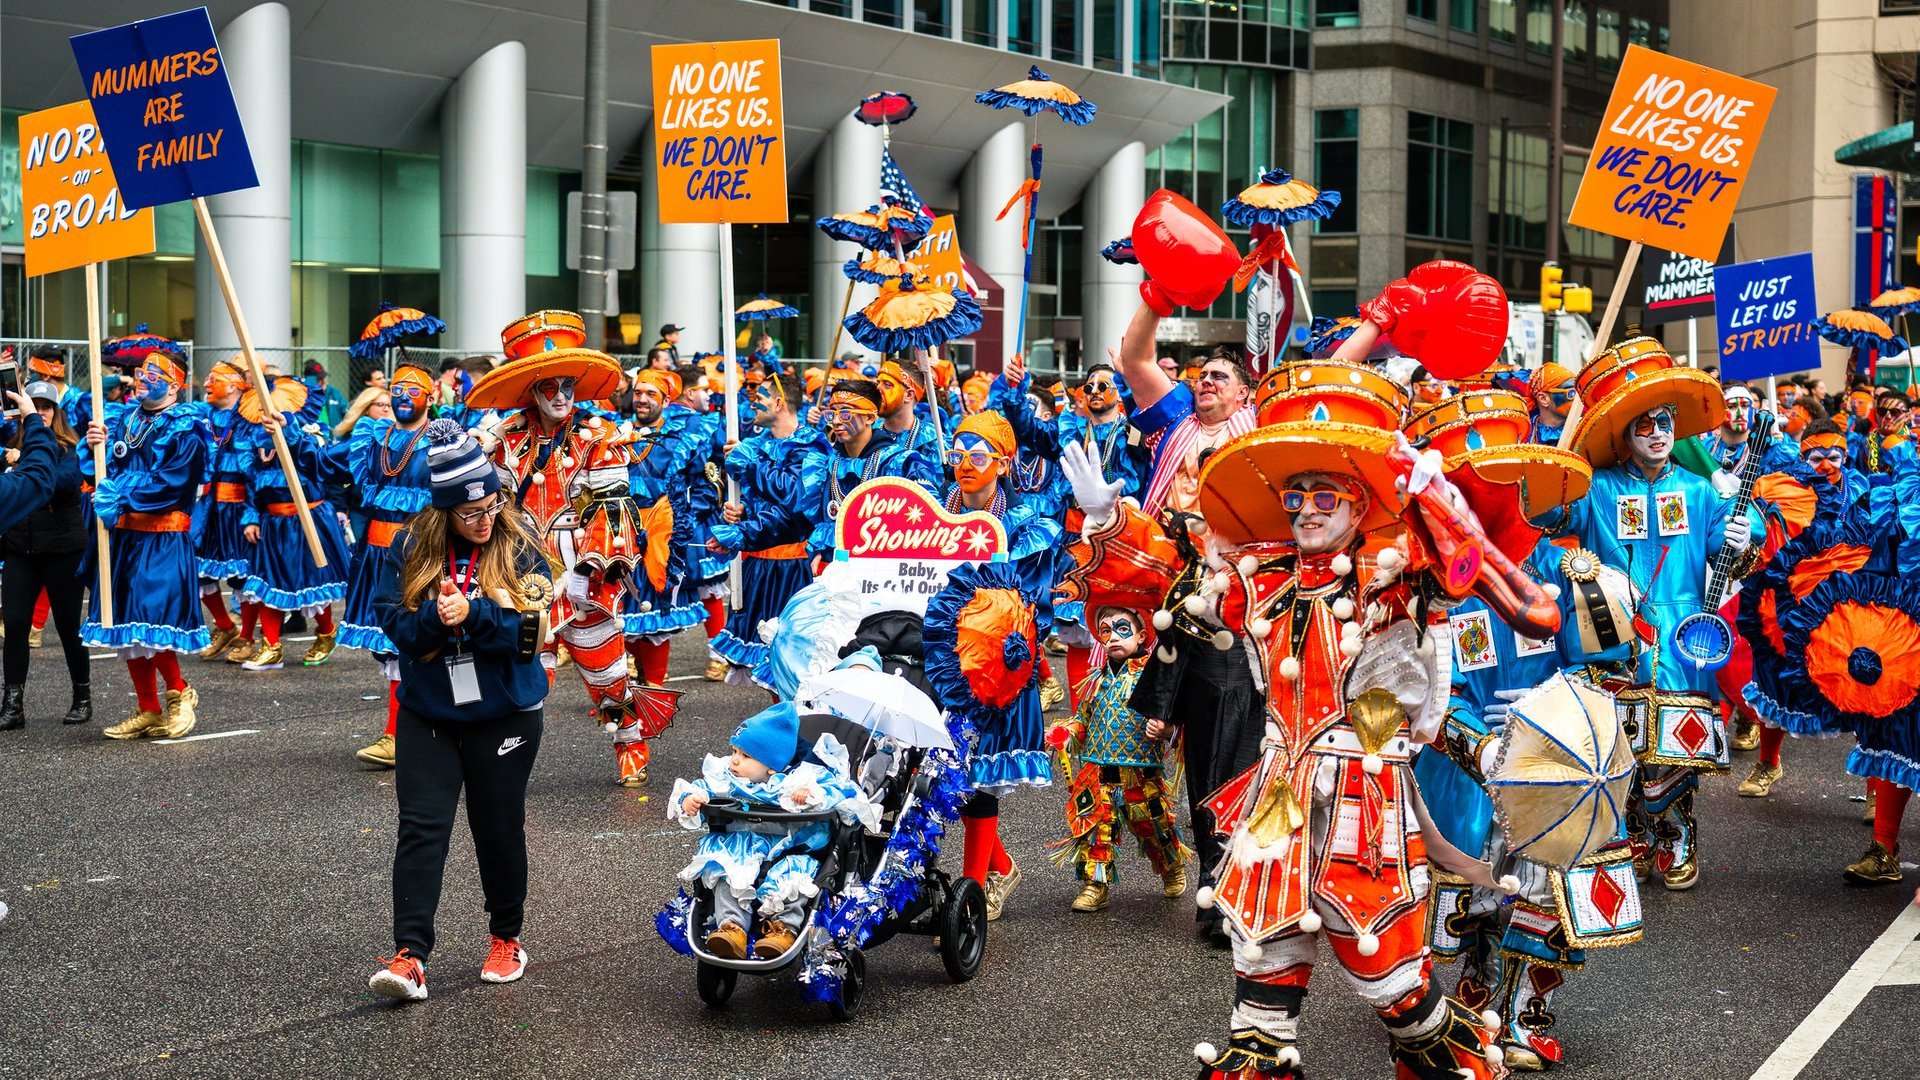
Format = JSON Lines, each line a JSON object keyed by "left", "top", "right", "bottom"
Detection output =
{"left": 1405, "top": 389, "right": 1592, "bottom": 517}
{"left": 1199, "top": 359, "right": 1409, "bottom": 546}
{"left": 465, "top": 310, "right": 624, "bottom": 411}
{"left": 1567, "top": 333, "right": 1724, "bottom": 470}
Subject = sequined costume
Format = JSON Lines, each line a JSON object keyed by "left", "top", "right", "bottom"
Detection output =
{"left": 1051, "top": 654, "right": 1189, "bottom": 889}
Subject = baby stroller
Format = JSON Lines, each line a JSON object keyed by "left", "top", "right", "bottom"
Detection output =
{"left": 669, "top": 614, "right": 987, "bottom": 1020}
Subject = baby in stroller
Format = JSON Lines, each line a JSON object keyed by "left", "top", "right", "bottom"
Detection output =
{"left": 669, "top": 702, "right": 880, "bottom": 960}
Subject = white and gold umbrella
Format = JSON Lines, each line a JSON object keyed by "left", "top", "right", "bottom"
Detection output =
{"left": 1487, "top": 671, "right": 1636, "bottom": 870}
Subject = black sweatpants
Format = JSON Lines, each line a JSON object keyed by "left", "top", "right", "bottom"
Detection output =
{"left": 2, "top": 550, "right": 89, "bottom": 688}
{"left": 391, "top": 705, "right": 543, "bottom": 960}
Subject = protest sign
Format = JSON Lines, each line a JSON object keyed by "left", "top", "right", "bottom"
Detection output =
{"left": 1714, "top": 252, "right": 1819, "bottom": 380}
{"left": 18, "top": 100, "right": 155, "bottom": 277}
{"left": 69, "top": 6, "right": 259, "bottom": 210}
{"left": 1638, "top": 227, "right": 1736, "bottom": 326}
{"left": 909, "top": 215, "right": 968, "bottom": 291}
{"left": 651, "top": 39, "right": 787, "bottom": 225}
{"left": 829, "top": 478, "right": 1006, "bottom": 614}
{"left": 1568, "top": 45, "right": 1775, "bottom": 262}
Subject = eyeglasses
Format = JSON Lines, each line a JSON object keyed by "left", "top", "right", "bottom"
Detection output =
{"left": 1804, "top": 448, "right": 1846, "bottom": 464}
{"left": 829, "top": 405, "right": 877, "bottom": 424}
{"left": 1877, "top": 404, "right": 1909, "bottom": 416}
{"left": 1084, "top": 379, "right": 1116, "bottom": 396}
{"left": 944, "top": 448, "right": 1003, "bottom": 470}
{"left": 1281, "top": 488, "right": 1357, "bottom": 514}
{"left": 454, "top": 497, "right": 506, "bottom": 525}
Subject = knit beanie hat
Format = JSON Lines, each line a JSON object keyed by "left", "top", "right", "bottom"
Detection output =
{"left": 730, "top": 702, "right": 802, "bottom": 773}
{"left": 427, "top": 418, "right": 500, "bottom": 508}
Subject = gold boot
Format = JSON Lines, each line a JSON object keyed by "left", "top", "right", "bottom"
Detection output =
{"left": 1039, "top": 674, "right": 1066, "bottom": 712}
{"left": 1069, "top": 881, "right": 1109, "bottom": 912}
{"left": 1736, "top": 761, "right": 1784, "bottom": 797}
{"left": 27, "top": 626, "right": 43, "bottom": 648}
{"left": 199, "top": 627, "right": 240, "bottom": 661}
{"left": 157, "top": 687, "right": 198, "bottom": 739}
{"left": 1162, "top": 864, "right": 1189, "bottom": 898}
{"left": 1729, "top": 716, "right": 1759, "bottom": 752}
{"left": 224, "top": 637, "right": 257, "bottom": 664}
{"left": 302, "top": 631, "right": 338, "bottom": 667}
{"left": 1844, "top": 841, "right": 1904, "bottom": 885}
{"left": 104, "top": 710, "right": 164, "bottom": 740}
{"left": 704, "top": 656, "right": 729, "bottom": 682}
{"left": 356, "top": 733, "right": 396, "bottom": 768}
{"left": 242, "top": 642, "right": 285, "bottom": 671}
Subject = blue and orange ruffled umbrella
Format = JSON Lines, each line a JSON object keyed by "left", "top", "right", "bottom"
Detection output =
{"left": 817, "top": 203, "right": 931, "bottom": 253}
{"left": 1818, "top": 308, "right": 1908, "bottom": 354}
{"left": 844, "top": 252, "right": 929, "bottom": 286}
{"left": 842, "top": 275, "right": 983, "bottom": 355}
{"left": 101, "top": 323, "right": 185, "bottom": 368}
{"left": 350, "top": 301, "right": 447, "bottom": 361}
{"left": 734, "top": 293, "right": 800, "bottom": 323}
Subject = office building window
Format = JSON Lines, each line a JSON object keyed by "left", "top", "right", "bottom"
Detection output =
{"left": 1409, "top": 0, "right": 1437, "bottom": 21}
{"left": 1490, "top": 0, "right": 1517, "bottom": 42}
{"left": 1135, "top": 0, "right": 1162, "bottom": 74}
{"left": 1314, "top": 109, "right": 1359, "bottom": 234}
{"left": 963, "top": 0, "right": 997, "bottom": 45}
{"left": 1491, "top": 131, "right": 1610, "bottom": 257}
{"left": 1628, "top": 15, "right": 1652, "bottom": 49}
{"left": 1525, "top": 0, "right": 1553, "bottom": 52}
{"left": 812, "top": 0, "right": 852, "bottom": 15}
{"left": 1053, "top": 0, "right": 1083, "bottom": 63}
{"left": 1408, "top": 112, "right": 1473, "bottom": 242}
{"left": 1318, "top": 0, "right": 1360, "bottom": 28}
{"left": 1093, "top": 0, "right": 1123, "bottom": 70}
{"left": 864, "top": 0, "right": 902, "bottom": 27}
{"left": 1010, "top": 0, "right": 1040, "bottom": 53}
{"left": 914, "top": 0, "right": 951, "bottom": 36}
{"left": 1448, "top": 0, "right": 1475, "bottom": 30}
{"left": 1565, "top": 1, "right": 1589, "bottom": 60}
{"left": 1596, "top": 8, "right": 1621, "bottom": 68}
{"left": 1312, "top": 289, "right": 1358, "bottom": 319}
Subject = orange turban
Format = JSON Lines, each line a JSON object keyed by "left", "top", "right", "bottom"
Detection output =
{"left": 1531, "top": 362, "right": 1574, "bottom": 396}
{"left": 955, "top": 410, "right": 1016, "bottom": 459}
{"left": 633, "top": 369, "right": 682, "bottom": 401}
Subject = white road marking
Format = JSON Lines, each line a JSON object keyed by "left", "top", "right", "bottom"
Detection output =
{"left": 664, "top": 675, "right": 705, "bottom": 683}
{"left": 1752, "top": 901, "right": 1920, "bottom": 1079}
{"left": 151, "top": 729, "right": 261, "bottom": 745}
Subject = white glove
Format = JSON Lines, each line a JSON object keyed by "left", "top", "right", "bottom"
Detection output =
{"left": 1061, "top": 438, "right": 1124, "bottom": 529}
{"left": 563, "top": 571, "right": 588, "bottom": 606}
{"left": 1481, "top": 687, "right": 1529, "bottom": 730}
{"left": 1723, "top": 512, "right": 1752, "bottom": 553}
{"left": 1710, "top": 469, "right": 1740, "bottom": 497}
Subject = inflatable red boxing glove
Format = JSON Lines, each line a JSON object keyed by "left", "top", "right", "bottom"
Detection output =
{"left": 1133, "top": 190, "right": 1241, "bottom": 317}
{"left": 1354, "top": 260, "right": 1510, "bottom": 380}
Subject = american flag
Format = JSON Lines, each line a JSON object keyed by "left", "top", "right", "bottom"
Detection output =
{"left": 880, "top": 148, "right": 932, "bottom": 220}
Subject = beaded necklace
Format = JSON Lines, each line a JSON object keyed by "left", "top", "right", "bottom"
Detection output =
{"left": 945, "top": 482, "right": 1007, "bottom": 519}
{"left": 827, "top": 448, "right": 886, "bottom": 519}
{"left": 379, "top": 420, "right": 429, "bottom": 477}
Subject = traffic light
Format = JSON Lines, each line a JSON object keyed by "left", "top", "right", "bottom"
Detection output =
{"left": 1540, "top": 262, "right": 1564, "bottom": 312}
{"left": 1563, "top": 284, "right": 1593, "bottom": 314}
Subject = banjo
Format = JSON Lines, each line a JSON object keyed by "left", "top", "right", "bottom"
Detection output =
{"left": 1673, "top": 412, "right": 1774, "bottom": 672}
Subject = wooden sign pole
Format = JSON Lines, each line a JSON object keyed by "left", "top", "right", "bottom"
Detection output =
{"left": 82, "top": 262, "right": 115, "bottom": 628}
{"left": 720, "top": 221, "right": 743, "bottom": 609}
{"left": 192, "top": 197, "right": 327, "bottom": 566}
{"left": 1556, "top": 239, "right": 1644, "bottom": 452}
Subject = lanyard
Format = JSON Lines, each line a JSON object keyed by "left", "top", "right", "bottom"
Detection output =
{"left": 446, "top": 546, "right": 478, "bottom": 640}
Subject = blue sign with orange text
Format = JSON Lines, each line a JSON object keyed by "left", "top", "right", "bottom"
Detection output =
{"left": 69, "top": 7, "right": 257, "bottom": 210}
{"left": 1714, "top": 252, "right": 1819, "bottom": 381}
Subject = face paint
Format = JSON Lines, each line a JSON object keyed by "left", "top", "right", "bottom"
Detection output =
{"left": 390, "top": 380, "right": 429, "bottom": 422}
{"left": 827, "top": 394, "right": 877, "bottom": 444}
{"left": 1287, "top": 473, "right": 1360, "bottom": 555}
{"left": 202, "top": 367, "right": 245, "bottom": 408}
{"left": 1627, "top": 406, "right": 1676, "bottom": 467}
{"left": 533, "top": 376, "right": 576, "bottom": 422}
{"left": 631, "top": 385, "right": 665, "bottom": 424}
{"left": 1782, "top": 405, "right": 1810, "bottom": 435}
{"left": 948, "top": 432, "right": 1004, "bottom": 495}
{"left": 1722, "top": 393, "right": 1754, "bottom": 432}
{"left": 1097, "top": 609, "right": 1144, "bottom": 661}
{"left": 1083, "top": 377, "right": 1119, "bottom": 413}
{"left": 136, "top": 359, "right": 178, "bottom": 408}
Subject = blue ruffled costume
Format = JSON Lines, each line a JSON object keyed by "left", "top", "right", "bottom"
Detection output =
{"left": 83, "top": 402, "right": 211, "bottom": 654}
{"left": 192, "top": 405, "right": 252, "bottom": 581}
{"left": 326, "top": 416, "right": 434, "bottom": 653}
{"left": 621, "top": 418, "right": 707, "bottom": 638}
{"left": 237, "top": 412, "right": 352, "bottom": 612}
{"left": 708, "top": 423, "right": 831, "bottom": 674}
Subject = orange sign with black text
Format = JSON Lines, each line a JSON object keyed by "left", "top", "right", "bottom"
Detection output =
{"left": 18, "top": 99, "right": 155, "bottom": 278}
{"left": 650, "top": 39, "right": 787, "bottom": 225}
{"left": 909, "top": 215, "right": 968, "bottom": 293}
{"left": 1567, "top": 45, "right": 1776, "bottom": 262}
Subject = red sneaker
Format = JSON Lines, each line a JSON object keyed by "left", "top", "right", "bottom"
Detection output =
{"left": 480, "top": 935, "right": 528, "bottom": 984}
{"left": 369, "top": 949, "right": 428, "bottom": 1001}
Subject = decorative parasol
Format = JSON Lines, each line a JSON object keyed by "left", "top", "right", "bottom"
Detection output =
{"left": 1223, "top": 168, "right": 1339, "bottom": 368}
{"left": 349, "top": 301, "right": 447, "bottom": 361}
{"left": 1486, "top": 670, "right": 1638, "bottom": 870}
{"left": 1817, "top": 308, "right": 1908, "bottom": 354}
{"left": 1866, "top": 287, "right": 1920, "bottom": 316}
{"left": 817, "top": 203, "right": 931, "bottom": 253}
{"left": 853, "top": 90, "right": 917, "bottom": 128}
{"left": 1099, "top": 237, "right": 1137, "bottom": 265}
{"left": 100, "top": 323, "right": 185, "bottom": 368}
{"left": 843, "top": 252, "right": 929, "bottom": 285}
{"left": 975, "top": 65, "right": 1095, "bottom": 363}
{"left": 796, "top": 666, "right": 952, "bottom": 751}
{"left": 843, "top": 275, "right": 984, "bottom": 354}
{"left": 734, "top": 293, "right": 800, "bottom": 323}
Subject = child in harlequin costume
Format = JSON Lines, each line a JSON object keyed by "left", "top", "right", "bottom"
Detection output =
{"left": 193, "top": 361, "right": 262, "bottom": 662}
{"left": 328, "top": 362, "right": 437, "bottom": 768}
{"left": 1060, "top": 352, "right": 1521, "bottom": 1080}
{"left": 1398, "top": 385, "right": 1641, "bottom": 1074}
{"left": 470, "top": 311, "right": 664, "bottom": 787}
{"left": 922, "top": 411, "right": 1060, "bottom": 922}
{"left": 706, "top": 372, "right": 829, "bottom": 683}
{"left": 82, "top": 352, "right": 209, "bottom": 741}
{"left": 669, "top": 702, "right": 879, "bottom": 960}
{"left": 619, "top": 367, "right": 709, "bottom": 689}
{"left": 232, "top": 376, "right": 353, "bottom": 672}
{"left": 1045, "top": 604, "right": 1190, "bottom": 912}
{"left": 1543, "top": 333, "right": 1763, "bottom": 892}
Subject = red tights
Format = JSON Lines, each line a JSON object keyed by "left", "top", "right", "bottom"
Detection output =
{"left": 960, "top": 812, "right": 1014, "bottom": 885}
{"left": 1758, "top": 724, "right": 1785, "bottom": 768}
{"left": 702, "top": 596, "right": 726, "bottom": 638}
{"left": 124, "top": 653, "right": 186, "bottom": 713}
{"left": 1872, "top": 778, "right": 1911, "bottom": 852}
{"left": 203, "top": 590, "right": 235, "bottom": 632}
{"left": 385, "top": 679, "right": 401, "bottom": 737}
{"left": 261, "top": 607, "right": 335, "bottom": 645}
{"left": 629, "top": 638, "right": 670, "bottom": 686}
{"left": 239, "top": 600, "right": 261, "bottom": 639}
{"left": 1065, "top": 648, "right": 1094, "bottom": 710}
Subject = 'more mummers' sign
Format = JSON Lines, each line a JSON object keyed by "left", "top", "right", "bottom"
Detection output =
{"left": 650, "top": 39, "right": 787, "bottom": 225}
{"left": 1568, "top": 45, "right": 1775, "bottom": 262}
{"left": 70, "top": 6, "right": 258, "bottom": 210}
{"left": 828, "top": 478, "right": 1006, "bottom": 614}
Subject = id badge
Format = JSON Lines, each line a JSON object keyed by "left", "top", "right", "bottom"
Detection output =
{"left": 446, "top": 651, "right": 482, "bottom": 705}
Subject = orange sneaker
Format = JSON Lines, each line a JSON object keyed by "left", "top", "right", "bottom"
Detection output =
{"left": 480, "top": 935, "right": 528, "bottom": 984}
{"left": 368, "top": 949, "right": 428, "bottom": 1001}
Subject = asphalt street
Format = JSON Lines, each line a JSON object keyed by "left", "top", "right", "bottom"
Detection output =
{"left": 3, "top": 629, "right": 1917, "bottom": 1079}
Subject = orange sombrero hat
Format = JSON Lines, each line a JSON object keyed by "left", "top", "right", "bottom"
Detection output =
{"left": 1199, "top": 358, "right": 1409, "bottom": 546}
{"left": 1405, "top": 388, "right": 1591, "bottom": 517}
{"left": 1567, "top": 331, "right": 1724, "bottom": 470}
{"left": 465, "top": 310, "right": 624, "bottom": 411}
